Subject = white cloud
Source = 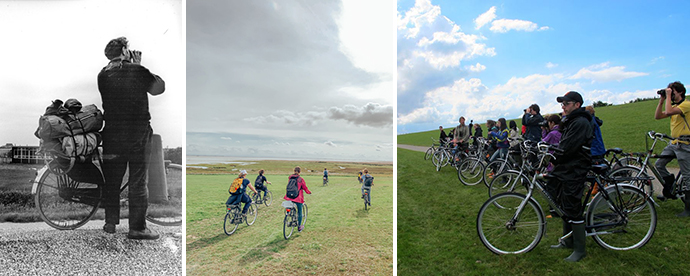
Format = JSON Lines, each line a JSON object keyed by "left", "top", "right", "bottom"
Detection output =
{"left": 243, "top": 103, "right": 393, "bottom": 128}
{"left": 397, "top": 0, "right": 441, "bottom": 39}
{"left": 546, "top": 62, "right": 558, "bottom": 68}
{"left": 474, "top": 6, "right": 497, "bottom": 30}
{"left": 569, "top": 63, "right": 648, "bottom": 82}
{"left": 489, "top": 19, "right": 548, "bottom": 33}
{"left": 220, "top": 137, "right": 232, "bottom": 140}
{"left": 325, "top": 141, "right": 337, "bottom": 147}
{"left": 467, "top": 62, "right": 486, "bottom": 72}
{"left": 649, "top": 56, "right": 665, "bottom": 65}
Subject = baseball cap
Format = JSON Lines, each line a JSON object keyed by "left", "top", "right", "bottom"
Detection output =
{"left": 556, "top": 91, "right": 583, "bottom": 104}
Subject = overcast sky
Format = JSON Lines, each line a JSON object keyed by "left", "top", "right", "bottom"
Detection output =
{"left": 398, "top": 0, "right": 690, "bottom": 133}
{"left": 0, "top": 0, "right": 184, "bottom": 148}
{"left": 187, "top": 0, "right": 395, "bottom": 162}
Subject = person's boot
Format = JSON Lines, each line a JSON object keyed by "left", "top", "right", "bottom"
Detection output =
{"left": 657, "top": 175, "right": 677, "bottom": 201}
{"left": 677, "top": 192, "right": 690, "bottom": 217}
{"left": 564, "top": 221, "right": 586, "bottom": 262}
{"left": 551, "top": 220, "right": 573, "bottom": 249}
{"left": 127, "top": 206, "right": 160, "bottom": 240}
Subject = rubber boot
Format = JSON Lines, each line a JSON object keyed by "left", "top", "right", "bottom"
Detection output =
{"left": 564, "top": 222, "right": 586, "bottom": 262}
{"left": 677, "top": 192, "right": 690, "bottom": 217}
{"left": 657, "top": 175, "right": 677, "bottom": 201}
{"left": 551, "top": 220, "right": 573, "bottom": 249}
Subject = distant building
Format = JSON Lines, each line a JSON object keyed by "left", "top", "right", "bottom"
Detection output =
{"left": 0, "top": 143, "right": 45, "bottom": 164}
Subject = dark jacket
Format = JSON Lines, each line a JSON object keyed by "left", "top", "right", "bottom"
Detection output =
{"left": 522, "top": 113, "right": 545, "bottom": 142}
{"left": 439, "top": 129, "right": 448, "bottom": 144}
{"left": 590, "top": 116, "right": 606, "bottom": 157}
{"left": 551, "top": 107, "right": 593, "bottom": 181}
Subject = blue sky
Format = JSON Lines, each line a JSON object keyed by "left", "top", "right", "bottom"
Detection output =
{"left": 397, "top": 0, "right": 690, "bottom": 134}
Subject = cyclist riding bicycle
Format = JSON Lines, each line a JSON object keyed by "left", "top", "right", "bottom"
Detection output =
{"left": 358, "top": 171, "right": 363, "bottom": 185}
{"left": 254, "top": 169, "right": 271, "bottom": 200}
{"left": 323, "top": 167, "right": 329, "bottom": 183}
{"left": 226, "top": 170, "right": 258, "bottom": 217}
{"left": 361, "top": 169, "right": 374, "bottom": 206}
{"left": 284, "top": 166, "right": 311, "bottom": 232}
{"left": 654, "top": 81, "right": 690, "bottom": 217}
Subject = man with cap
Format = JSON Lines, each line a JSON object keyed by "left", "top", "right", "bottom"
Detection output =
{"left": 547, "top": 91, "right": 593, "bottom": 262}
{"left": 98, "top": 36, "right": 165, "bottom": 239}
{"left": 226, "top": 170, "right": 258, "bottom": 216}
{"left": 654, "top": 81, "right": 690, "bottom": 217}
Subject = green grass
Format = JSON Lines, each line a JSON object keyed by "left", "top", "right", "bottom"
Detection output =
{"left": 186, "top": 169, "right": 393, "bottom": 275}
{"left": 398, "top": 99, "right": 672, "bottom": 155}
{"left": 397, "top": 148, "right": 690, "bottom": 275}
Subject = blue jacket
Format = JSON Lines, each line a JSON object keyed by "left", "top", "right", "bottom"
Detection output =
{"left": 590, "top": 116, "right": 606, "bottom": 156}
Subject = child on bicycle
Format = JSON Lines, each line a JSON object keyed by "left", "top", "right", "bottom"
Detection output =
{"left": 254, "top": 169, "right": 271, "bottom": 200}
{"left": 361, "top": 169, "right": 374, "bottom": 206}
{"left": 323, "top": 167, "right": 329, "bottom": 183}
{"left": 226, "top": 170, "right": 258, "bottom": 216}
{"left": 284, "top": 166, "right": 311, "bottom": 232}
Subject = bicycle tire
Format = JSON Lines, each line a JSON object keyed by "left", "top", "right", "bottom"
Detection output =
{"left": 145, "top": 166, "right": 183, "bottom": 226}
{"left": 302, "top": 203, "right": 308, "bottom": 226}
{"left": 424, "top": 147, "right": 434, "bottom": 160}
{"left": 223, "top": 211, "right": 239, "bottom": 235}
{"left": 245, "top": 203, "right": 258, "bottom": 226}
{"left": 283, "top": 213, "right": 295, "bottom": 239}
{"left": 264, "top": 190, "right": 273, "bottom": 207}
{"left": 483, "top": 159, "right": 514, "bottom": 188}
{"left": 364, "top": 192, "right": 369, "bottom": 210}
{"left": 616, "top": 156, "right": 643, "bottom": 170}
{"left": 34, "top": 165, "right": 101, "bottom": 230}
{"left": 476, "top": 192, "right": 545, "bottom": 255}
{"left": 488, "top": 171, "right": 530, "bottom": 204}
{"left": 432, "top": 151, "right": 444, "bottom": 171}
{"left": 587, "top": 184, "right": 656, "bottom": 251}
{"left": 457, "top": 157, "right": 485, "bottom": 186}
{"left": 607, "top": 166, "right": 652, "bottom": 197}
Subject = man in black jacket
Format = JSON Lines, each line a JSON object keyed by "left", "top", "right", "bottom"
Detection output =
{"left": 547, "top": 91, "right": 593, "bottom": 262}
{"left": 522, "top": 104, "right": 544, "bottom": 142}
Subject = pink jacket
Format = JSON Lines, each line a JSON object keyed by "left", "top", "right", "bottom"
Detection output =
{"left": 283, "top": 174, "right": 311, "bottom": 204}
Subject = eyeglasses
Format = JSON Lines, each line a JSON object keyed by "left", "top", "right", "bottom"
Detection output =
{"left": 560, "top": 101, "right": 573, "bottom": 107}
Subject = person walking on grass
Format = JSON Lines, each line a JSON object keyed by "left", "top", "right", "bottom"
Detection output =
{"left": 226, "top": 170, "right": 258, "bottom": 217}
{"left": 361, "top": 169, "right": 374, "bottom": 206}
{"left": 284, "top": 167, "right": 311, "bottom": 232}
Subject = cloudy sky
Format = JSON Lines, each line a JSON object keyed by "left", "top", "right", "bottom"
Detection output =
{"left": 397, "top": 0, "right": 690, "bottom": 133}
{"left": 0, "top": 0, "right": 184, "bottom": 148}
{"left": 187, "top": 0, "right": 395, "bottom": 162}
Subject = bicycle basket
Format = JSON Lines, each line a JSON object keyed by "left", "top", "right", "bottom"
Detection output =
{"left": 281, "top": 201, "right": 296, "bottom": 209}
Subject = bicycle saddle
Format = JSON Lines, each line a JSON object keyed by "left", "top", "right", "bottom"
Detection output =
{"left": 590, "top": 164, "right": 609, "bottom": 175}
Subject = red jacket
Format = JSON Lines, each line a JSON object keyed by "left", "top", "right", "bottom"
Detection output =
{"left": 283, "top": 174, "right": 311, "bottom": 204}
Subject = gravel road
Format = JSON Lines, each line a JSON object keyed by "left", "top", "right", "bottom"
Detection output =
{"left": 0, "top": 220, "right": 181, "bottom": 275}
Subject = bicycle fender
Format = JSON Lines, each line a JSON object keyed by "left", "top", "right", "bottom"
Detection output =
{"left": 31, "top": 166, "right": 49, "bottom": 195}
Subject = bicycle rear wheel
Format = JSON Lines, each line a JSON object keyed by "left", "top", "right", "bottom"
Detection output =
{"left": 587, "top": 184, "right": 656, "bottom": 250}
{"left": 476, "top": 193, "right": 545, "bottom": 255}
{"left": 302, "top": 203, "right": 308, "bottom": 226}
{"left": 283, "top": 213, "right": 295, "bottom": 239}
{"left": 145, "top": 167, "right": 182, "bottom": 226}
{"left": 483, "top": 159, "right": 513, "bottom": 188}
{"left": 457, "top": 157, "right": 485, "bottom": 186}
{"left": 264, "top": 190, "right": 273, "bottom": 207}
{"left": 488, "top": 171, "right": 530, "bottom": 202}
{"left": 223, "top": 211, "right": 239, "bottom": 235}
{"left": 245, "top": 203, "right": 258, "bottom": 226}
{"left": 607, "top": 166, "right": 652, "bottom": 197}
{"left": 34, "top": 165, "right": 101, "bottom": 230}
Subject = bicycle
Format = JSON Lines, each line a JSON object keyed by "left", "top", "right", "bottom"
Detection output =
{"left": 223, "top": 202, "right": 258, "bottom": 235}
{"left": 323, "top": 177, "right": 329, "bottom": 186}
{"left": 248, "top": 188, "right": 273, "bottom": 207}
{"left": 424, "top": 138, "right": 442, "bottom": 161}
{"left": 362, "top": 188, "right": 371, "bottom": 210}
{"left": 476, "top": 145, "right": 657, "bottom": 255}
{"left": 32, "top": 147, "right": 182, "bottom": 230}
{"left": 282, "top": 201, "right": 308, "bottom": 239}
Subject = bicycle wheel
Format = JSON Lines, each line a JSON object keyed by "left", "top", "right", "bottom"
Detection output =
{"left": 476, "top": 193, "right": 545, "bottom": 255}
{"left": 607, "top": 166, "right": 652, "bottom": 197}
{"left": 264, "top": 190, "right": 273, "bottom": 207}
{"left": 488, "top": 171, "right": 530, "bottom": 201}
{"left": 483, "top": 159, "right": 513, "bottom": 188}
{"left": 424, "top": 147, "right": 434, "bottom": 160}
{"left": 283, "top": 213, "right": 295, "bottom": 239}
{"left": 364, "top": 192, "right": 368, "bottom": 210}
{"left": 223, "top": 211, "right": 239, "bottom": 235}
{"left": 457, "top": 157, "right": 485, "bottom": 186}
{"left": 146, "top": 166, "right": 183, "bottom": 226}
{"left": 616, "top": 156, "right": 643, "bottom": 170}
{"left": 302, "top": 203, "right": 308, "bottom": 226}
{"left": 245, "top": 203, "right": 258, "bottom": 226}
{"left": 432, "top": 151, "right": 444, "bottom": 171}
{"left": 587, "top": 184, "right": 656, "bottom": 251}
{"left": 34, "top": 165, "right": 101, "bottom": 230}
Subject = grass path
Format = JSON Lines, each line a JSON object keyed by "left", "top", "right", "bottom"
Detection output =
{"left": 186, "top": 174, "right": 393, "bottom": 275}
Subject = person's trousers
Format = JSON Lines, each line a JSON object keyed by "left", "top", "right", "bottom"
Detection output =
{"left": 295, "top": 202, "right": 303, "bottom": 226}
{"left": 655, "top": 143, "right": 690, "bottom": 192}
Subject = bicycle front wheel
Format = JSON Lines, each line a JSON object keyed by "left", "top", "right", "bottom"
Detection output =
{"left": 424, "top": 147, "right": 434, "bottom": 160}
{"left": 283, "top": 214, "right": 295, "bottom": 239}
{"left": 34, "top": 166, "right": 101, "bottom": 230}
{"left": 483, "top": 159, "right": 513, "bottom": 188}
{"left": 245, "top": 203, "right": 258, "bottom": 226}
{"left": 146, "top": 166, "right": 183, "bottom": 226}
{"left": 264, "top": 191, "right": 273, "bottom": 207}
{"left": 587, "top": 184, "right": 656, "bottom": 251}
{"left": 223, "top": 212, "right": 239, "bottom": 235}
{"left": 302, "top": 203, "right": 308, "bottom": 226}
{"left": 457, "top": 157, "right": 485, "bottom": 186}
{"left": 477, "top": 193, "right": 545, "bottom": 255}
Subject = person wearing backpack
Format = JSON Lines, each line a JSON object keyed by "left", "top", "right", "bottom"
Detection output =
{"left": 226, "top": 170, "right": 258, "bottom": 216}
{"left": 323, "top": 167, "right": 329, "bottom": 183}
{"left": 361, "top": 169, "right": 374, "bottom": 206}
{"left": 254, "top": 169, "right": 271, "bottom": 201}
{"left": 358, "top": 171, "right": 364, "bottom": 185}
{"left": 284, "top": 166, "right": 311, "bottom": 232}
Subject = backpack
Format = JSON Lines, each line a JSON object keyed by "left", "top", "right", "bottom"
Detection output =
{"left": 286, "top": 177, "right": 300, "bottom": 199}
{"left": 229, "top": 178, "right": 243, "bottom": 195}
{"left": 35, "top": 100, "right": 103, "bottom": 140}
{"left": 363, "top": 175, "right": 374, "bottom": 187}
{"left": 254, "top": 175, "right": 264, "bottom": 188}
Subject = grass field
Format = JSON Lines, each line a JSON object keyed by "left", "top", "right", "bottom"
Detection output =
{"left": 398, "top": 98, "right": 671, "bottom": 155}
{"left": 186, "top": 161, "right": 393, "bottom": 275}
{"left": 397, "top": 148, "right": 690, "bottom": 275}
